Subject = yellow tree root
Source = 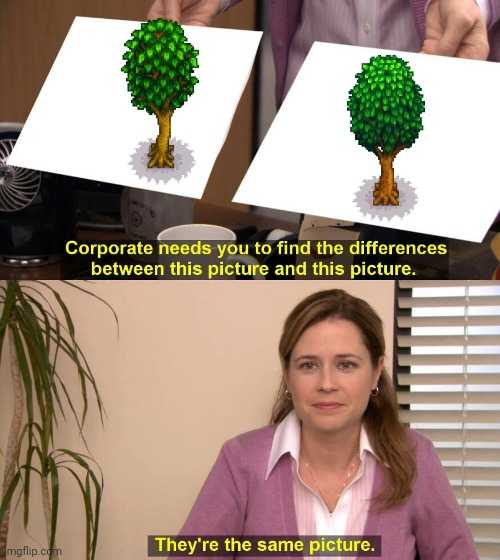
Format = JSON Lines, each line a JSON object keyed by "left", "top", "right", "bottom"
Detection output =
{"left": 373, "top": 180, "right": 399, "bottom": 205}
{"left": 148, "top": 143, "right": 174, "bottom": 168}
{"left": 372, "top": 147, "right": 403, "bottom": 206}
{"left": 147, "top": 109, "right": 174, "bottom": 168}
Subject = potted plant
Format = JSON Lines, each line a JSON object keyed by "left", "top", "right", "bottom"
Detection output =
{"left": 0, "top": 281, "right": 117, "bottom": 560}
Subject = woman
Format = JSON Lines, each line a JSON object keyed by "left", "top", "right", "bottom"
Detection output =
{"left": 179, "top": 289, "right": 477, "bottom": 559}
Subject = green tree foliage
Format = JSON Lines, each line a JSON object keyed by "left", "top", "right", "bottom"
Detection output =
{"left": 347, "top": 55, "right": 425, "bottom": 155}
{"left": 121, "top": 19, "right": 199, "bottom": 114}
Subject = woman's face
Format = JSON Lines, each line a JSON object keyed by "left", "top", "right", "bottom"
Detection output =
{"left": 286, "top": 317, "right": 383, "bottom": 436}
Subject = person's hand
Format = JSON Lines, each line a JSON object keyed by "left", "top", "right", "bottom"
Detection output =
{"left": 421, "top": 0, "right": 490, "bottom": 59}
{"left": 147, "top": 0, "right": 221, "bottom": 26}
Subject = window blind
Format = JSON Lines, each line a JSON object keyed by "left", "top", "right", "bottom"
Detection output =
{"left": 396, "top": 281, "right": 500, "bottom": 560}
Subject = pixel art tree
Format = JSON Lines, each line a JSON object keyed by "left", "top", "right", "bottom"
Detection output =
{"left": 122, "top": 19, "right": 199, "bottom": 168}
{"left": 347, "top": 55, "right": 425, "bottom": 206}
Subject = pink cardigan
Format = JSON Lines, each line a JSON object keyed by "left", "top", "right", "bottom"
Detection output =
{"left": 228, "top": 0, "right": 500, "bottom": 106}
{"left": 179, "top": 426, "right": 478, "bottom": 559}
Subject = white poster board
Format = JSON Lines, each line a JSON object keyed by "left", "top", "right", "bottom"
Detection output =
{"left": 233, "top": 42, "right": 500, "bottom": 242}
{"left": 7, "top": 16, "right": 262, "bottom": 199}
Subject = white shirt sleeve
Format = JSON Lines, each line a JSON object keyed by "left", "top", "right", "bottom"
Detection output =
{"left": 424, "top": 0, "right": 491, "bottom": 27}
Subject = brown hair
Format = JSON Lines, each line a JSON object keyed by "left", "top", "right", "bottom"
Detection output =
{"left": 271, "top": 289, "right": 416, "bottom": 509}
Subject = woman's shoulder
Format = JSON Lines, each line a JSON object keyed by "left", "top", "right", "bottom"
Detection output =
{"left": 406, "top": 428, "right": 445, "bottom": 479}
{"left": 219, "top": 424, "right": 277, "bottom": 469}
{"left": 406, "top": 427, "right": 436, "bottom": 456}
{"left": 407, "top": 427, "right": 431, "bottom": 446}
{"left": 223, "top": 424, "right": 276, "bottom": 453}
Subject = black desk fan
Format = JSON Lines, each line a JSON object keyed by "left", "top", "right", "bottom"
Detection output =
{"left": 0, "top": 123, "right": 76, "bottom": 266}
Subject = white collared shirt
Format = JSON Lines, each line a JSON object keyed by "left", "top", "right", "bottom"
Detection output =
{"left": 265, "top": 410, "right": 379, "bottom": 538}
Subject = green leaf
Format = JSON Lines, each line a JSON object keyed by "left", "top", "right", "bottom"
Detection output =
{"left": 46, "top": 457, "right": 59, "bottom": 554}
{"left": 0, "top": 281, "right": 16, "bottom": 355}
{"left": 35, "top": 280, "right": 113, "bottom": 424}
{"left": 10, "top": 324, "right": 34, "bottom": 427}
{"left": 22, "top": 446, "right": 37, "bottom": 528}
{"left": 60, "top": 466, "right": 92, "bottom": 559}
{"left": 155, "top": 19, "right": 166, "bottom": 32}
{"left": 0, "top": 471, "right": 21, "bottom": 523}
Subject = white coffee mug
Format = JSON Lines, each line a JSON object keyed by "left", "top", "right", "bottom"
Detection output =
{"left": 157, "top": 224, "right": 265, "bottom": 279}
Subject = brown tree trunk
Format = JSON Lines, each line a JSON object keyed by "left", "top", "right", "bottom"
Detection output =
{"left": 0, "top": 329, "right": 24, "bottom": 560}
{"left": 373, "top": 151, "right": 399, "bottom": 206}
{"left": 148, "top": 110, "right": 174, "bottom": 168}
{"left": 40, "top": 477, "right": 58, "bottom": 560}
